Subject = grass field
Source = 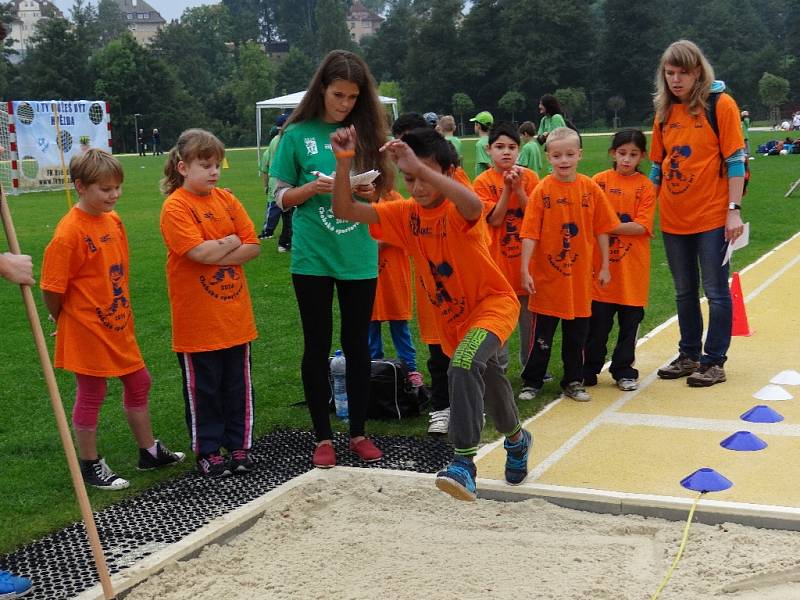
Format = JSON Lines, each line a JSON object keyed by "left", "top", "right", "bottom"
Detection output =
{"left": 1, "top": 130, "right": 799, "bottom": 553}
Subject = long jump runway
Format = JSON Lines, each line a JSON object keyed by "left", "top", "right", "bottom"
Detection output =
{"left": 477, "top": 233, "right": 800, "bottom": 525}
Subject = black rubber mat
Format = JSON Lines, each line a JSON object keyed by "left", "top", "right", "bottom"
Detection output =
{"left": 0, "top": 431, "right": 452, "bottom": 599}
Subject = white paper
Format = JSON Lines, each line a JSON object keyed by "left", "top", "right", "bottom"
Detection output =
{"left": 753, "top": 384, "right": 794, "bottom": 401}
{"left": 311, "top": 169, "right": 380, "bottom": 187}
{"left": 722, "top": 222, "right": 750, "bottom": 266}
{"left": 771, "top": 370, "right": 800, "bottom": 386}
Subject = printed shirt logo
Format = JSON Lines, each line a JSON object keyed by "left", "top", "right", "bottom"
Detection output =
{"left": 609, "top": 212, "right": 633, "bottom": 262}
{"left": 500, "top": 208, "right": 523, "bottom": 258}
{"left": 84, "top": 236, "right": 98, "bottom": 253}
{"left": 199, "top": 266, "right": 244, "bottom": 301}
{"left": 423, "top": 259, "right": 465, "bottom": 323}
{"left": 96, "top": 263, "right": 131, "bottom": 332}
{"left": 304, "top": 137, "right": 318, "bottom": 155}
{"left": 547, "top": 222, "right": 579, "bottom": 275}
{"left": 666, "top": 145, "right": 694, "bottom": 194}
{"left": 318, "top": 206, "right": 360, "bottom": 234}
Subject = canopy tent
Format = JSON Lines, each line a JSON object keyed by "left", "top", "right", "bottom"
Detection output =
{"left": 255, "top": 91, "right": 399, "bottom": 157}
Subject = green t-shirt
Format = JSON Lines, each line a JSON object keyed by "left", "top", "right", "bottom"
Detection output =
{"left": 475, "top": 136, "right": 491, "bottom": 176}
{"left": 517, "top": 140, "right": 543, "bottom": 175}
{"left": 270, "top": 119, "right": 377, "bottom": 279}
{"left": 537, "top": 113, "right": 567, "bottom": 137}
{"left": 741, "top": 117, "right": 750, "bottom": 139}
{"left": 259, "top": 134, "right": 281, "bottom": 175}
{"left": 445, "top": 135, "right": 462, "bottom": 159}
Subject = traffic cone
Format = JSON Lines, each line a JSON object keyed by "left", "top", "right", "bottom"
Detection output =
{"left": 730, "top": 271, "right": 753, "bottom": 336}
{"left": 222, "top": 157, "right": 229, "bottom": 169}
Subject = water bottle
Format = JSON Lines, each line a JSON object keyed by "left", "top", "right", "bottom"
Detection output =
{"left": 330, "top": 349, "right": 348, "bottom": 421}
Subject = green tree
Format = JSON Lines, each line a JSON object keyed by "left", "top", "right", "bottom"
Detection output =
{"left": 378, "top": 80, "right": 402, "bottom": 114}
{"left": 759, "top": 71, "right": 790, "bottom": 123}
{"left": 607, "top": 95, "right": 625, "bottom": 129}
{"left": 315, "top": 0, "right": 355, "bottom": 56}
{"left": 222, "top": 0, "right": 263, "bottom": 46}
{"left": 498, "top": 90, "right": 525, "bottom": 123}
{"left": 97, "top": 0, "right": 130, "bottom": 44}
{"left": 227, "top": 41, "right": 277, "bottom": 143}
{"left": 362, "top": 0, "right": 414, "bottom": 82}
{"left": 275, "top": 46, "right": 315, "bottom": 95}
{"left": 554, "top": 87, "right": 587, "bottom": 122}
{"left": 451, "top": 92, "right": 474, "bottom": 136}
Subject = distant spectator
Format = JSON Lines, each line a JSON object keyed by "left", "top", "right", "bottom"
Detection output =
{"left": 793, "top": 111, "right": 800, "bottom": 131}
{"left": 137, "top": 129, "right": 146, "bottom": 156}
{"left": 152, "top": 129, "right": 162, "bottom": 156}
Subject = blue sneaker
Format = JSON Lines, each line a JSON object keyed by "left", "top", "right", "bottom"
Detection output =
{"left": 0, "top": 571, "right": 32, "bottom": 599}
{"left": 435, "top": 457, "right": 477, "bottom": 501}
{"left": 504, "top": 428, "right": 532, "bottom": 485}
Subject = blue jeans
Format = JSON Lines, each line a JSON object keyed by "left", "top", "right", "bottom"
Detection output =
{"left": 662, "top": 227, "right": 732, "bottom": 365}
{"left": 368, "top": 320, "right": 417, "bottom": 371}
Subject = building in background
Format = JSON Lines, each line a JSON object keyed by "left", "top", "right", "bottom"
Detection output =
{"left": 346, "top": 1, "right": 383, "bottom": 44}
{"left": 114, "top": 0, "right": 165, "bottom": 45}
{"left": 7, "top": 0, "right": 63, "bottom": 58}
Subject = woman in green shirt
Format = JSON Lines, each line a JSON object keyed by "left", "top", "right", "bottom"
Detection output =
{"left": 536, "top": 94, "right": 567, "bottom": 147}
{"left": 270, "top": 50, "right": 393, "bottom": 468}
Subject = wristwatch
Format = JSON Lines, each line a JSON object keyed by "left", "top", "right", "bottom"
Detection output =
{"left": 728, "top": 202, "right": 741, "bottom": 211}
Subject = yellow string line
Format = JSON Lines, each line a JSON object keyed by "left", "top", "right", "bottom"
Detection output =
{"left": 50, "top": 102, "right": 73, "bottom": 212}
{"left": 650, "top": 492, "right": 705, "bottom": 600}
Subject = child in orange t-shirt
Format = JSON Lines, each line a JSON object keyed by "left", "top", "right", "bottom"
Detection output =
{"left": 519, "top": 127, "right": 620, "bottom": 402}
{"left": 584, "top": 130, "right": 656, "bottom": 392}
{"left": 473, "top": 122, "right": 540, "bottom": 371}
{"left": 159, "top": 129, "right": 261, "bottom": 478}
{"left": 41, "top": 150, "right": 184, "bottom": 491}
{"left": 331, "top": 125, "right": 530, "bottom": 501}
{"left": 369, "top": 189, "right": 423, "bottom": 386}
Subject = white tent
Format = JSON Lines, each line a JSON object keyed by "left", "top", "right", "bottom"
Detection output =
{"left": 255, "top": 91, "right": 399, "bottom": 157}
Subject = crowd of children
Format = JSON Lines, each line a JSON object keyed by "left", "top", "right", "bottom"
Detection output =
{"left": 26, "top": 41, "right": 746, "bottom": 514}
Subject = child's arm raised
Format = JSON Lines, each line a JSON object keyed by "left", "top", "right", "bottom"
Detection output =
{"left": 596, "top": 233, "right": 611, "bottom": 287}
{"left": 330, "top": 126, "right": 379, "bottom": 224}
{"left": 381, "top": 138, "right": 482, "bottom": 222}
{"left": 186, "top": 234, "right": 243, "bottom": 264}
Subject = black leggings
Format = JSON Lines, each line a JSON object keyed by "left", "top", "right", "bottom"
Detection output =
{"left": 292, "top": 274, "right": 377, "bottom": 442}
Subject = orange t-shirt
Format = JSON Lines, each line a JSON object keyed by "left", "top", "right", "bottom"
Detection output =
{"left": 649, "top": 93, "right": 744, "bottom": 234}
{"left": 160, "top": 187, "right": 259, "bottom": 353}
{"left": 40, "top": 207, "right": 144, "bottom": 377}
{"left": 473, "top": 167, "right": 540, "bottom": 294}
{"left": 591, "top": 170, "right": 656, "bottom": 307}
{"left": 520, "top": 174, "right": 620, "bottom": 319}
{"left": 372, "top": 190, "right": 412, "bottom": 321}
{"left": 370, "top": 198, "right": 519, "bottom": 357}
{"left": 454, "top": 166, "right": 471, "bottom": 187}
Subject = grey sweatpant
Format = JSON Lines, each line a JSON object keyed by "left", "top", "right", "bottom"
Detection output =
{"left": 448, "top": 328, "right": 520, "bottom": 454}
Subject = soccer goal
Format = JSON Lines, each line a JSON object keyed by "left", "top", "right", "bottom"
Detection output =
{"left": 1, "top": 100, "right": 112, "bottom": 194}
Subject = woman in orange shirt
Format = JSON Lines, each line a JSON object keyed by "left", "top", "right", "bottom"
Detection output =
{"left": 649, "top": 40, "right": 746, "bottom": 387}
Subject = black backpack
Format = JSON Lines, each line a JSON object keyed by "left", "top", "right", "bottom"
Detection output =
{"left": 367, "top": 359, "right": 421, "bottom": 420}
{"left": 660, "top": 92, "right": 750, "bottom": 195}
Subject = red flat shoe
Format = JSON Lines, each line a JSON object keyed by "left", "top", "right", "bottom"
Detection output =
{"left": 349, "top": 438, "right": 383, "bottom": 462}
{"left": 312, "top": 443, "right": 336, "bottom": 468}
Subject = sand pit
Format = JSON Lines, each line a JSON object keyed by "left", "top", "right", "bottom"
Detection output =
{"left": 124, "top": 471, "right": 800, "bottom": 600}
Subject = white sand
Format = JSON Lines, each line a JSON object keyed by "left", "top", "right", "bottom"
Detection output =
{"left": 126, "top": 473, "right": 800, "bottom": 600}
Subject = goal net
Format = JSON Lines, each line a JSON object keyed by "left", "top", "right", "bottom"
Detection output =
{"left": 1, "top": 100, "right": 112, "bottom": 194}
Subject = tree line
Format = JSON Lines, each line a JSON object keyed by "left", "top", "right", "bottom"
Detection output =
{"left": 1, "top": 0, "right": 798, "bottom": 151}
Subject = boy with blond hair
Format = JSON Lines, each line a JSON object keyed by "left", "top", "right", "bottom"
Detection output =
{"left": 519, "top": 128, "right": 619, "bottom": 402}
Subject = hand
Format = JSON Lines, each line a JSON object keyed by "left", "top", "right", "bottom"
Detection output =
{"left": 225, "top": 234, "right": 242, "bottom": 248}
{"left": 380, "top": 139, "right": 423, "bottom": 175}
{"left": 0, "top": 252, "right": 35, "bottom": 286}
{"left": 330, "top": 125, "right": 357, "bottom": 155}
{"left": 309, "top": 175, "right": 334, "bottom": 195}
{"left": 598, "top": 266, "right": 611, "bottom": 287}
{"left": 521, "top": 270, "right": 535, "bottom": 295}
{"left": 503, "top": 167, "right": 520, "bottom": 187}
{"left": 725, "top": 209, "right": 744, "bottom": 243}
{"left": 353, "top": 182, "right": 378, "bottom": 202}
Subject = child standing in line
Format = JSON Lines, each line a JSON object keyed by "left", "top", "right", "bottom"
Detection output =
{"left": 41, "top": 149, "right": 185, "bottom": 490}
{"left": 470, "top": 111, "right": 494, "bottom": 177}
{"left": 369, "top": 188, "right": 424, "bottom": 388}
{"left": 519, "top": 127, "right": 619, "bottom": 403}
{"left": 160, "top": 129, "right": 261, "bottom": 478}
{"left": 583, "top": 129, "right": 656, "bottom": 392}
{"left": 518, "top": 121, "right": 543, "bottom": 176}
{"left": 473, "top": 122, "right": 540, "bottom": 371}
{"left": 331, "top": 125, "right": 531, "bottom": 501}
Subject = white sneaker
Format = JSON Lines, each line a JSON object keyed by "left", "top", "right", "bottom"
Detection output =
{"left": 617, "top": 378, "right": 639, "bottom": 391}
{"left": 428, "top": 408, "right": 450, "bottom": 434}
{"left": 518, "top": 386, "right": 539, "bottom": 401}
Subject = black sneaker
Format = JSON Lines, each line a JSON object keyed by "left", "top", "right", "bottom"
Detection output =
{"left": 137, "top": 440, "right": 186, "bottom": 471}
{"left": 196, "top": 452, "right": 232, "bottom": 478}
{"left": 80, "top": 457, "right": 130, "bottom": 490}
{"left": 257, "top": 230, "right": 274, "bottom": 240}
{"left": 229, "top": 449, "right": 255, "bottom": 473}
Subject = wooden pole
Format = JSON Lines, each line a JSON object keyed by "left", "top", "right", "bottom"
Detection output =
{"left": 0, "top": 187, "right": 116, "bottom": 599}
{"left": 50, "top": 102, "right": 74, "bottom": 212}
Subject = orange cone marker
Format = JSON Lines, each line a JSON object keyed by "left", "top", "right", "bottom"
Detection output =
{"left": 730, "top": 272, "right": 753, "bottom": 336}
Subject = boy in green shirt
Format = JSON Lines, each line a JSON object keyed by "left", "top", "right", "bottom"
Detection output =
{"left": 517, "top": 121, "right": 543, "bottom": 175}
{"left": 438, "top": 115, "right": 462, "bottom": 160}
{"left": 470, "top": 110, "right": 493, "bottom": 177}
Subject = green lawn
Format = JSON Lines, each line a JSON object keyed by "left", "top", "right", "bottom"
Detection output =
{"left": 1, "top": 130, "right": 798, "bottom": 553}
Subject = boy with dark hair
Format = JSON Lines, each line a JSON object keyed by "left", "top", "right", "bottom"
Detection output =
{"left": 470, "top": 110, "right": 494, "bottom": 176}
{"left": 331, "top": 125, "right": 531, "bottom": 501}
{"left": 473, "top": 122, "right": 540, "bottom": 371}
{"left": 391, "top": 112, "right": 428, "bottom": 138}
{"left": 519, "top": 127, "right": 619, "bottom": 402}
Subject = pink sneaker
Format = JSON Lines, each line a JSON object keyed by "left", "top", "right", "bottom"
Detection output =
{"left": 407, "top": 370, "right": 424, "bottom": 388}
{"left": 312, "top": 443, "right": 336, "bottom": 468}
{"left": 349, "top": 438, "right": 383, "bottom": 462}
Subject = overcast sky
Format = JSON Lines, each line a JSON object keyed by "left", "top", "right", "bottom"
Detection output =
{"left": 50, "top": 1, "right": 220, "bottom": 23}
